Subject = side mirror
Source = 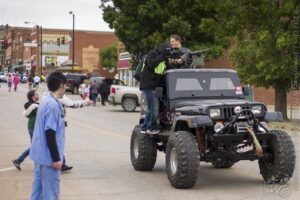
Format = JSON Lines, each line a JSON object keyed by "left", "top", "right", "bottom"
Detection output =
{"left": 155, "top": 87, "right": 163, "bottom": 99}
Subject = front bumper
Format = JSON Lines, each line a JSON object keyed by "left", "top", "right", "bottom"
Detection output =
{"left": 213, "top": 132, "right": 271, "bottom": 144}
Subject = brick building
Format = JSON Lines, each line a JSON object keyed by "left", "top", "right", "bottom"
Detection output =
{"left": 0, "top": 25, "right": 5, "bottom": 69}
{"left": 1, "top": 26, "right": 32, "bottom": 72}
{"left": 2, "top": 25, "right": 118, "bottom": 78}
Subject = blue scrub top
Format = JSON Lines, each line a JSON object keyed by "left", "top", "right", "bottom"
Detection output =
{"left": 30, "top": 94, "right": 65, "bottom": 166}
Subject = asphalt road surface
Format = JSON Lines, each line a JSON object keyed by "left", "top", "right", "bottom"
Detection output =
{"left": 0, "top": 83, "right": 299, "bottom": 200}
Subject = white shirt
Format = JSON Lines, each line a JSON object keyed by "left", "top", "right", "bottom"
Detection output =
{"left": 33, "top": 76, "right": 41, "bottom": 83}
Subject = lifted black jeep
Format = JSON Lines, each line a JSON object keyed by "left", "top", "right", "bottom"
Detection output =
{"left": 130, "top": 68, "right": 296, "bottom": 189}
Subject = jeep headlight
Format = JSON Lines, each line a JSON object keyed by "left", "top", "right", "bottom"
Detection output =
{"left": 251, "top": 106, "right": 262, "bottom": 115}
{"left": 210, "top": 108, "right": 221, "bottom": 118}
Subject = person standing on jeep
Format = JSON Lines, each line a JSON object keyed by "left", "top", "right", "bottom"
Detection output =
{"left": 140, "top": 43, "right": 169, "bottom": 134}
{"left": 167, "top": 34, "right": 190, "bottom": 69}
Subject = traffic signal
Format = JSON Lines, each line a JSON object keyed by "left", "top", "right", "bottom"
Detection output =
{"left": 61, "top": 37, "right": 65, "bottom": 45}
{"left": 56, "top": 38, "right": 60, "bottom": 46}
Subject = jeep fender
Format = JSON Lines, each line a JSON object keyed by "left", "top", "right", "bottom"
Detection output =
{"left": 264, "top": 112, "right": 283, "bottom": 122}
{"left": 174, "top": 115, "right": 214, "bottom": 131}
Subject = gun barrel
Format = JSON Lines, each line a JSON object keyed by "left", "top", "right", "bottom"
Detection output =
{"left": 190, "top": 48, "right": 211, "bottom": 56}
{"left": 200, "top": 48, "right": 211, "bottom": 52}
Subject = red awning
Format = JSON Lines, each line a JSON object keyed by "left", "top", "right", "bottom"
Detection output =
{"left": 117, "top": 60, "right": 131, "bottom": 69}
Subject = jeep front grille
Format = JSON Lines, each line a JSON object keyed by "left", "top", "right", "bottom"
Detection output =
{"left": 223, "top": 106, "right": 250, "bottom": 120}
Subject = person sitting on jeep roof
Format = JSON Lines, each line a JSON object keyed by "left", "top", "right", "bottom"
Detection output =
{"left": 167, "top": 34, "right": 190, "bottom": 69}
{"left": 140, "top": 42, "right": 170, "bottom": 135}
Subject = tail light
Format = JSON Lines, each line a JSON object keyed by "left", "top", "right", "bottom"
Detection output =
{"left": 111, "top": 87, "right": 116, "bottom": 94}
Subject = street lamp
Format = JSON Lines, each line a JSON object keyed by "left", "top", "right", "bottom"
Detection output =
{"left": 69, "top": 11, "right": 75, "bottom": 67}
{"left": 24, "top": 21, "right": 43, "bottom": 76}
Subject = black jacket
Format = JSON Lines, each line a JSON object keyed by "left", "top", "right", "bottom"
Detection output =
{"left": 166, "top": 47, "right": 190, "bottom": 69}
{"left": 140, "top": 49, "right": 164, "bottom": 90}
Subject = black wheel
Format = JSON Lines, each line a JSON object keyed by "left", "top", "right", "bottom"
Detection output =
{"left": 166, "top": 131, "right": 200, "bottom": 189}
{"left": 211, "top": 158, "right": 235, "bottom": 168}
{"left": 72, "top": 86, "right": 78, "bottom": 94}
{"left": 259, "top": 130, "right": 295, "bottom": 184}
{"left": 122, "top": 97, "right": 137, "bottom": 112}
{"left": 130, "top": 125, "right": 157, "bottom": 171}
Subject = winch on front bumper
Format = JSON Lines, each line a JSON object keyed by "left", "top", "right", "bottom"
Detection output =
{"left": 211, "top": 109, "right": 271, "bottom": 157}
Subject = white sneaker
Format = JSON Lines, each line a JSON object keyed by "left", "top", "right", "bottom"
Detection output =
{"left": 147, "top": 129, "right": 160, "bottom": 135}
{"left": 140, "top": 130, "right": 147, "bottom": 134}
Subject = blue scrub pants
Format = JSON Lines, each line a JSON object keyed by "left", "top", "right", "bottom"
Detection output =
{"left": 31, "top": 162, "right": 60, "bottom": 200}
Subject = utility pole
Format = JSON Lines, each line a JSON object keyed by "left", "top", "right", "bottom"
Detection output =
{"left": 69, "top": 11, "right": 75, "bottom": 67}
{"left": 40, "top": 26, "right": 43, "bottom": 76}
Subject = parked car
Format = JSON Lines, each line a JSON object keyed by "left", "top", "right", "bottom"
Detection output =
{"left": 21, "top": 75, "right": 28, "bottom": 83}
{"left": 0, "top": 72, "right": 7, "bottom": 82}
{"left": 108, "top": 84, "right": 141, "bottom": 112}
{"left": 65, "top": 73, "right": 87, "bottom": 94}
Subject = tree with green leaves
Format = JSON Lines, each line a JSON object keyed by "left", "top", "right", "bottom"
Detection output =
{"left": 100, "top": 43, "right": 118, "bottom": 70}
{"left": 100, "top": 0, "right": 225, "bottom": 63}
{"left": 200, "top": 0, "right": 299, "bottom": 119}
{"left": 100, "top": 0, "right": 299, "bottom": 119}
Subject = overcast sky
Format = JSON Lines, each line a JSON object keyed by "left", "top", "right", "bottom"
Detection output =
{"left": 0, "top": 0, "right": 112, "bottom": 31}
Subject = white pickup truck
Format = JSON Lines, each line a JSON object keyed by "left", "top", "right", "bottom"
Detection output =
{"left": 108, "top": 84, "right": 142, "bottom": 112}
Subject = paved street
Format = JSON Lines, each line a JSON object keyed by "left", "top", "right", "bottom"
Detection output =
{"left": 0, "top": 83, "right": 299, "bottom": 200}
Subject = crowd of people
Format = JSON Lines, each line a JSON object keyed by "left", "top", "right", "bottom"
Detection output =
{"left": 0, "top": 73, "right": 41, "bottom": 92}
{"left": 78, "top": 79, "right": 110, "bottom": 106}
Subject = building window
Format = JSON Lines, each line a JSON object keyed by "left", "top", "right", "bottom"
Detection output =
{"left": 42, "top": 41, "right": 48, "bottom": 52}
{"left": 49, "top": 41, "right": 54, "bottom": 52}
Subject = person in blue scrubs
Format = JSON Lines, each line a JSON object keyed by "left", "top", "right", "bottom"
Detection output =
{"left": 29, "top": 71, "right": 67, "bottom": 200}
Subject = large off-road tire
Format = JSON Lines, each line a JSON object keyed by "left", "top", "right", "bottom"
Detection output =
{"left": 130, "top": 125, "right": 157, "bottom": 171}
{"left": 166, "top": 131, "right": 200, "bottom": 189}
{"left": 259, "top": 130, "right": 295, "bottom": 184}
{"left": 211, "top": 158, "right": 235, "bottom": 169}
{"left": 122, "top": 97, "right": 137, "bottom": 112}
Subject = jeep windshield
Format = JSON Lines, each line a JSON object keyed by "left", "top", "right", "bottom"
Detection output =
{"left": 166, "top": 69, "right": 244, "bottom": 99}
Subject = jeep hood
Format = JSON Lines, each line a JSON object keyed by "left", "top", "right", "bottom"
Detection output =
{"left": 175, "top": 99, "right": 263, "bottom": 114}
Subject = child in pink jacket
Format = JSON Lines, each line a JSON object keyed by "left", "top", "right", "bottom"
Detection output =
{"left": 13, "top": 74, "right": 20, "bottom": 92}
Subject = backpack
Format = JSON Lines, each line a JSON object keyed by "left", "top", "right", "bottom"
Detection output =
{"left": 133, "top": 54, "right": 147, "bottom": 82}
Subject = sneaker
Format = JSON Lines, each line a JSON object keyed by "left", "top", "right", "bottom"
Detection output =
{"left": 61, "top": 164, "right": 73, "bottom": 172}
{"left": 147, "top": 129, "right": 160, "bottom": 135}
{"left": 140, "top": 129, "right": 147, "bottom": 134}
{"left": 12, "top": 160, "right": 21, "bottom": 171}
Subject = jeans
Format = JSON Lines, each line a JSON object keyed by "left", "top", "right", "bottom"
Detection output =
{"left": 141, "top": 89, "right": 159, "bottom": 131}
{"left": 31, "top": 162, "right": 60, "bottom": 200}
{"left": 90, "top": 93, "right": 98, "bottom": 105}
{"left": 16, "top": 129, "right": 33, "bottom": 164}
{"left": 16, "top": 148, "right": 30, "bottom": 163}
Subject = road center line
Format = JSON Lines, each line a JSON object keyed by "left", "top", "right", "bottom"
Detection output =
{"left": 0, "top": 167, "right": 16, "bottom": 172}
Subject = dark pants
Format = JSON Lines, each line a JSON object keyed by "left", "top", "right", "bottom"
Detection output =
{"left": 90, "top": 93, "right": 98, "bottom": 105}
{"left": 100, "top": 93, "right": 106, "bottom": 105}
